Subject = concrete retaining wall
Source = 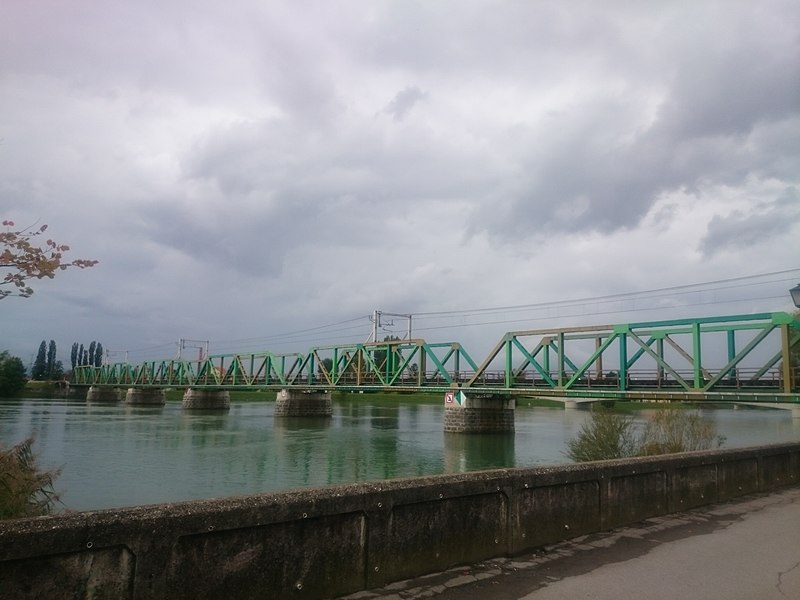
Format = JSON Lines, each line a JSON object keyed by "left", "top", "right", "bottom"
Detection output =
{"left": 1, "top": 443, "right": 798, "bottom": 600}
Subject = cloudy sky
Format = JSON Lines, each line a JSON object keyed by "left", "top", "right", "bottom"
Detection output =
{"left": 2, "top": 0, "right": 799, "bottom": 369}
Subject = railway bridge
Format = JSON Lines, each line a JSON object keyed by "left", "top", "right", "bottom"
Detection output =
{"left": 72, "top": 312, "right": 800, "bottom": 430}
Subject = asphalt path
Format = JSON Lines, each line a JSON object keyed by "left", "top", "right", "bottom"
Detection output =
{"left": 345, "top": 486, "right": 800, "bottom": 600}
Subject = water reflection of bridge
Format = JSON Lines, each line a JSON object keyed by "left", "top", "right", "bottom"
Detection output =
{"left": 73, "top": 312, "right": 799, "bottom": 406}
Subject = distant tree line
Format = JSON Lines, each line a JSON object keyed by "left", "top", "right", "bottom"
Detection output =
{"left": 70, "top": 341, "right": 103, "bottom": 370}
{"left": 29, "top": 339, "right": 104, "bottom": 381}
{"left": 31, "top": 340, "right": 64, "bottom": 381}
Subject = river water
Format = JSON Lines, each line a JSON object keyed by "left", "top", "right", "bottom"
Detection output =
{"left": 1, "top": 396, "right": 799, "bottom": 512}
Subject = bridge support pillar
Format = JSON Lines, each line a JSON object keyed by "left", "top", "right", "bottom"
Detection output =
{"left": 443, "top": 392, "right": 515, "bottom": 433}
{"left": 182, "top": 389, "right": 231, "bottom": 410}
{"left": 86, "top": 386, "right": 121, "bottom": 402}
{"left": 125, "top": 388, "right": 166, "bottom": 405}
{"left": 274, "top": 389, "right": 332, "bottom": 417}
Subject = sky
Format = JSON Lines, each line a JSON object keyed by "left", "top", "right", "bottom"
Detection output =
{"left": 2, "top": 0, "right": 799, "bottom": 370}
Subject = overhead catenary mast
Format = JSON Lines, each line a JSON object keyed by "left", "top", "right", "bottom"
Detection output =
{"left": 178, "top": 339, "right": 210, "bottom": 361}
{"left": 368, "top": 310, "right": 413, "bottom": 342}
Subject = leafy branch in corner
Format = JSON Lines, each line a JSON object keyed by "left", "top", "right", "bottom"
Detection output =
{"left": 0, "top": 220, "right": 98, "bottom": 299}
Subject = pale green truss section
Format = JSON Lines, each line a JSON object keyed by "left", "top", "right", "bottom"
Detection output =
{"left": 72, "top": 312, "right": 800, "bottom": 403}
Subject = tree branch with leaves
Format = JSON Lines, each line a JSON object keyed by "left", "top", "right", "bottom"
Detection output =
{"left": 0, "top": 220, "right": 98, "bottom": 299}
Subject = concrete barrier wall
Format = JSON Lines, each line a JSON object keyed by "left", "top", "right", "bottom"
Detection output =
{"left": 1, "top": 442, "right": 798, "bottom": 600}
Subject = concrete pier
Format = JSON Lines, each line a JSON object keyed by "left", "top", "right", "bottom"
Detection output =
{"left": 274, "top": 389, "right": 333, "bottom": 417}
{"left": 86, "top": 386, "right": 121, "bottom": 402}
{"left": 125, "top": 388, "right": 166, "bottom": 405}
{"left": 443, "top": 391, "right": 515, "bottom": 433}
{"left": 182, "top": 388, "right": 231, "bottom": 410}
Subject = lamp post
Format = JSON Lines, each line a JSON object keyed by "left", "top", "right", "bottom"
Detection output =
{"left": 791, "top": 283, "right": 800, "bottom": 308}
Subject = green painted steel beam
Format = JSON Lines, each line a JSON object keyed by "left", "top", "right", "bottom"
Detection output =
{"left": 510, "top": 337, "right": 556, "bottom": 387}
{"left": 564, "top": 333, "right": 618, "bottom": 389}
{"left": 71, "top": 312, "right": 798, "bottom": 401}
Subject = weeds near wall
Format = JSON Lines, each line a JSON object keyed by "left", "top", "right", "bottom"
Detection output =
{"left": 567, "top": 406, "right": 725, "bottom": 462}
{"left": 0, "top": 437, "right": 62, "bottom": 519}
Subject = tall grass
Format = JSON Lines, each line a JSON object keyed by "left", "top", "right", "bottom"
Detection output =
{"left": 0, "top": 437, "right": 62, "bottom": 519}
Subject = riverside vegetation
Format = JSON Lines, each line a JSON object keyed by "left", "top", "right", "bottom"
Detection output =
{"left": 566, "top": 405, "right": 725, "bottom": 462}
{"left": 0, "top": 437, "right": 62, "bottom": 520}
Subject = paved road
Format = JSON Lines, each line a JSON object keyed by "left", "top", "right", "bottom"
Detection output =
{"left": 345, "top": 486, "right": 800, "bottom": 600}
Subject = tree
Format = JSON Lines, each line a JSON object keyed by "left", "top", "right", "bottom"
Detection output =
{"left": 318, "top": 357, "right": 334, "bottom": 376}
{"left": 1, "top": 220, "right": 97, "bottom": 299}
{"left": 50, "top": 360, "right": 65, "bottom": 380}
{"left": 94, "top": 342, "right": 103, "bottom": 367}
{"left": 46, "top": 340, "right": 56, "bottom": 378}
{"left": 31, "top": 341, "right": 47, "bottom": 381}
{"left": 0, "top": 351, "right": 27, "bottom": 397}
{"left": 70, "top": 343, "right": 78, "bottom": 371}
{"left": 78, "top": 344, "right": 84, "bottom": 366}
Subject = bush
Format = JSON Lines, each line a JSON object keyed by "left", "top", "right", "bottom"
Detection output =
{"left": 567, "top": 406, "right": 724, "bottom": 462}
{"left": 0, "top": 437, "right": 62, "bottom": 519}
{"left": 639, "top": 409, "right": 725, "bottom": 455}
{"left": 566, "top": 408, "right": 638, "bottom": 462}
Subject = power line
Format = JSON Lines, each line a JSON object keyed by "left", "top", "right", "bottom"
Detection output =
{"left": 212, "top": 315, "right": 370, "bottom": 346}
{"left": 117, "top": 269, "right": 798, "bottom": 358}
{"left": 409, "top": 268, "right": 800, "bottom": 319}
{"left": 408, "top": 293, "right": 789, "bottom": 335}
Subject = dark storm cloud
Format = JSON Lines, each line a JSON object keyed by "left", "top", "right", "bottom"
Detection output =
{"left": 465, "top": 1, "right": 800, "bottom": 238}
{"left": 699, "top": 187, "right": 800, "bottom": 256}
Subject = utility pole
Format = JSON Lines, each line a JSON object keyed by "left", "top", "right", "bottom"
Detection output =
{"left": 368, "top": 310, "right": 413, "bottom": 342}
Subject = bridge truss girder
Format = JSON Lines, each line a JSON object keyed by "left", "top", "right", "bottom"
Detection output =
{"left": 72, "top": 312, "right": 799, "bottom": 401}
{"left": 465, "top": 312, "right": 799, "bottom": 397}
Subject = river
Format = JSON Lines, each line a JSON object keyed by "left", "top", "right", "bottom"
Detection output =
{"left": 1, "top": 396, "right": 798, "bottom": 512}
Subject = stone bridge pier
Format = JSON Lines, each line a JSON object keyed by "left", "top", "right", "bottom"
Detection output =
{"left": 125, "top": 388, "right": 166, "bottom": 405}
{"left": 274, "top": 389, "right": 332, "bottom": 417}
{"left": 182, "top": 389, "right": 231, "bottom": 409}
{"left": 444, "top": 391, "right": 515, "bottom": 433}
{"left": 86, "top": 386, "right": 121, "bottom": 402}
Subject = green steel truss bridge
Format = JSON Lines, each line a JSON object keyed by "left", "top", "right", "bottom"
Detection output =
{"left": 73, "top": 312, "right": 800, "bottom": 404}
